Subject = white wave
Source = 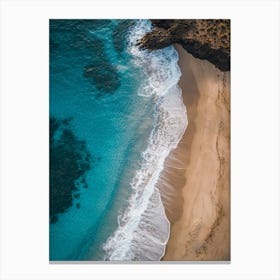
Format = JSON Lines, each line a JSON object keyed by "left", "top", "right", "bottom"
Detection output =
{"left": 102, "top": 20, "right": 188, "bottom": 261}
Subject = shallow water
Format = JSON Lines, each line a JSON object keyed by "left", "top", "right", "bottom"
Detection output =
{"left": 49, "top": 19, "right": 187, "bottom": 261}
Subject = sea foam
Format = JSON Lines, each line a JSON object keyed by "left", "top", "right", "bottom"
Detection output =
{"left": 102, "top": 20, "right": 188, "bottom": 261}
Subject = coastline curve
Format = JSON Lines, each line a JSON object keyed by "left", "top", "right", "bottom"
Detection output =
{"left": 102, "top": 20, "right": 188, "bottom": 261}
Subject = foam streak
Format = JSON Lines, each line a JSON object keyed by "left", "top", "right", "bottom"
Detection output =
{"left": 103, "top": 20, "right": 187, "bottom": 261}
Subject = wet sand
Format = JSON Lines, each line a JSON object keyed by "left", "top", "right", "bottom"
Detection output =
{"left": 158, "top": 45, "right": 230, "bottom": 261}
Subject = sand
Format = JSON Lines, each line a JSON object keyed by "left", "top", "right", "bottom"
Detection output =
{"left": 157, "top": 45, "right": 230, "bottom": 261}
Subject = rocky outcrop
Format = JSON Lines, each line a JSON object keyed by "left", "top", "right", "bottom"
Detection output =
{"left": 137, "top": 20, "right": 230, "bottom": 72}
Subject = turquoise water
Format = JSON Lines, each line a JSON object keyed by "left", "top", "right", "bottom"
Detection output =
{"left": 49, "top": 19, "right": 187, "bottom": 261}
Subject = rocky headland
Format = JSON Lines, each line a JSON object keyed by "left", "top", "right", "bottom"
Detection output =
{"left": 138, "top": 20, "right": 231, "bottom": 261}
{"left": 137, "top": 19, "right": 230, "bottom": 72}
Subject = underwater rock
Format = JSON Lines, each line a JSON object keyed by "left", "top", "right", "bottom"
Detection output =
{"left": 84, "top": 36, "right": 121, "bottom": 93}
{"left": 49, "top": 117, "right": 91, "bottom": 223}
{"left": 112, "top": 20, "right": 135, "bottom": 53}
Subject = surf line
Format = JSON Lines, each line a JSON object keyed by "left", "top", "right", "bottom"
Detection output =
{"left": 103, "top": 19, "right": 188, "bottom": 261}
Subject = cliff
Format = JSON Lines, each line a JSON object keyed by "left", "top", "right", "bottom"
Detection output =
{"left": 137, "top": 20, "right": 230, "bottom": 72}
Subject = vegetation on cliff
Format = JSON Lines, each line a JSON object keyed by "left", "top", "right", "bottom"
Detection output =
{"left": 137, "top": 20, "right": 230, "bottom": 72}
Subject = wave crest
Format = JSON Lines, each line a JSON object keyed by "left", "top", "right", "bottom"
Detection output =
{"left": 102, "top": 20, "right": 187, "bottom": 261}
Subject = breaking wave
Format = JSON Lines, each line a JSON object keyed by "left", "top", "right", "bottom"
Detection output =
{"left": 103, "top": 20, "right": 187, "bottom": 261}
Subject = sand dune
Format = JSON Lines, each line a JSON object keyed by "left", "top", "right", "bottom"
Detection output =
{"left": 158, "top": 45, "right": 230, "bottom": 261}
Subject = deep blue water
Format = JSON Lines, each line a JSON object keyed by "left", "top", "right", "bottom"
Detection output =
{"left": 49, "top": 19, "right": 186, "bottom": 261}
{"left": 50, "top": 19, "right": 156, "bottom": 260}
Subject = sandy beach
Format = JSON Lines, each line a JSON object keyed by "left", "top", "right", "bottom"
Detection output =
{"left": 158, "top": 45, "right": 230, "bottom": 261}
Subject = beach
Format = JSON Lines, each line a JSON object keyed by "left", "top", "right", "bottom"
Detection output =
{"left": 49, "top": 19, "right": 230, "bottom": 261}
{"left": 158, "top": 45, "right": 230, "bottom": 261}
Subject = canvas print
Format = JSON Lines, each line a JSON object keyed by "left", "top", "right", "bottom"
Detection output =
{"left": 49, "top": 19, "right": 230, "bottom": 261}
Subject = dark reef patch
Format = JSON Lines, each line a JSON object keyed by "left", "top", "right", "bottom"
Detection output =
{"left": 50, "top": 39, "right": 59, "bottom": 52}
{"left": 112, "top": 20, "right": 135, "bottom": 53}
{"left": 84, "top": 62, "right": 120, "bottom": 94}
{"left": 50, "top": 19, "right": 121, "bottom": 94}
{"left": 83, "top": 37, "right": 121, "bottom": 94}
{"left": 73, "top": 193, "right": 80, "bottom": 199}
{"left": 50, "top": 117, "right": 91, "bottom": 224}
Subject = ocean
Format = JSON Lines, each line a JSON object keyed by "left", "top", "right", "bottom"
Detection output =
{"left": 49, "top": 19, "right": 187, "bottom": 261}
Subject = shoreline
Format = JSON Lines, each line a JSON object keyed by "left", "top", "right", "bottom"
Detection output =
{"left": 102, "top": 21, "right": 187, "bottom": 260}
{"left": 158, "top": 45, "right": 230, "bottom": 261}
